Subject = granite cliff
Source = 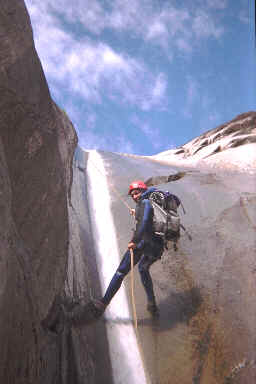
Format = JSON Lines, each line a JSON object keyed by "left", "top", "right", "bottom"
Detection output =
{"left": 0, "top": 0, "right": 77, "bottom": 382}
{"left": 1, "top": 1, "right": 256, "bottom": 384}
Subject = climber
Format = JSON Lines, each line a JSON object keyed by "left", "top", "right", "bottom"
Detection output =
{"left": 42, "top": 180, "right": 165, "bottom": 332}
{"left": 92, "top": 180, "right": 164, "bottom": 317}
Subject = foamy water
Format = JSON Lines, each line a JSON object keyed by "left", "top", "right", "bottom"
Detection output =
{"left": 87, "top": 150, "right": 148, "bottom": 384}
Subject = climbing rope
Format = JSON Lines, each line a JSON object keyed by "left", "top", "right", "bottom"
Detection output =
{"left": 130, "top": 248, "right": 138, "bottom": 330}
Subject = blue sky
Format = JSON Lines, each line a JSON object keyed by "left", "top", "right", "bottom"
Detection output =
{"left": 24, "top": 0, "right": 255, "bottom": 155}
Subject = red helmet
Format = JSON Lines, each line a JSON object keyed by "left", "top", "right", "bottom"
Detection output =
{"left": 128, "top": 180, "right": 147, "bottom": 195}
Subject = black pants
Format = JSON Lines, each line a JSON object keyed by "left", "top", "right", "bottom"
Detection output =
{"left": 102, "top": 239, "right": 164, "bottom": 305}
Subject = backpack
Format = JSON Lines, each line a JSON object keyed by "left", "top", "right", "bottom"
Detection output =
{"left": 148, "top": 190, "right": 190, "bottom": 250}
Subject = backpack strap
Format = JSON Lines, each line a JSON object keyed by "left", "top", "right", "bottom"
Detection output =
{"left": 168, "top": 192, "right": 186, "bottom": 214}
{"left": 180, "top": 201, "right": 186, "bottom": 214}
{"left": 180, "top": 223, "right": 192, "bottom": 241}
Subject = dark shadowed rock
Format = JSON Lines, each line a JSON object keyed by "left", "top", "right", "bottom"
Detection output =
{"left": 144, "top": 171, "right": 186, "bottom": 186}
{"left": 0, "top": 1, "right": 77, "bottom": 383}
{"left": 1, "top": 1, "right": 256, "bottom": 384}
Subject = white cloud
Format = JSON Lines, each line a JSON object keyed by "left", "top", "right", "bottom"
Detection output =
{"left": 175, "top": 38, "right": 193, "bottom": 53}
{"left": 147, "top": 20, "right": 168, "bottom": 40}
{"left": 78, "top": 128, "right": 135, "bottom": 154}
{"left": 192, "top": 10, "right": 224, "bottom": 39}
{"left": 206, "top": 0, "right": 228, "bottom": 9}
{"left": 36, "top": 0, "right": 107, "bottom": 35}
{"left": 141, "top": 73, "right": 168, "bottom": 111}
{"left": 24, "top": 0, "right": 230, "bottom": 115}
{"left": 115, "top": 135, "right": 135, "bottom": 154}
{"left": 25, "top": 0, "right": 228, "bottom": 64}
{"left": 239, "top": 9, "right": 249, "bottom": 24}
{"left": 78, "top": 130, "right": 109, "bottom": 151}
{"left": 131, "top": 115, "right": 163, "bottom": 150}
{"left": 153, "top": 73, "right": 167, "bottom": 99}
{"left": 103, "top": 48, "right": 125, "bottom": 67}
{"left": 110, "top": 3, "right": 226, "bottom": 55}
{"left": 140, "top": 7, "right": 194, "bottom": 55}
{"left": 109, "top": 0, "right": 144, "bottom": 30}
{"left": 25, "top": 0, "right": 167, "bottom": 111}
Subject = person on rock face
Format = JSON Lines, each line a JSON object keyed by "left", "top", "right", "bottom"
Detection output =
{"left": 92, "top": 180, "right": 164, "bottom": 317}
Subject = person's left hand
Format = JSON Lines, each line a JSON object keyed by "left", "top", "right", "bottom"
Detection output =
{"left": 129, "top": 208, "right": 135, "bottom": 217}
{"left": 128, "top": 242, "right": 136, "bottom": 250}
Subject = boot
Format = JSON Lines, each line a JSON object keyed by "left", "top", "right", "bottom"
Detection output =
{"left": 147, "top": 300, "right": 159, "bottom": 317}
{"left": 61, "top": 299, "right": 106, "bottom": 326}
{"left": 90, "top": 299, "right": 107, "bottom": 318}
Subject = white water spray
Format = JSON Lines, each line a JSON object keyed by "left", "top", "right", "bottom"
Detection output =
{"left": 87, "top": 150, "right": 148, "bottom": 384}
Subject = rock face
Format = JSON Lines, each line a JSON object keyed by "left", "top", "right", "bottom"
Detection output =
{"left": 76, "top": 147, "right": 256, "bottom": 384}
{"left": 1, "top": 1, "right": 256, "bottom": 384}
{"left": 0, "top": 1, "right": 77, "bottom": 383}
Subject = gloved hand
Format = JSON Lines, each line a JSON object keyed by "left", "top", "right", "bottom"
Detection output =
{"left": 128, "top": 242, "right": 137, "bottom": 250}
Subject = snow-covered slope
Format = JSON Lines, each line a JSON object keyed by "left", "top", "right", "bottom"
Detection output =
{"left": 153, "top": 112, "right": 256, "bottom": 173}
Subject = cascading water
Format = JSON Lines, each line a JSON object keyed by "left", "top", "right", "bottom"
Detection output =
{"left": 87, "top": 150, "right": 148, "bottom": 384}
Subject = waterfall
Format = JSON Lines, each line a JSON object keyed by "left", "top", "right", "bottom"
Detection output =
{"left": 87, "top": 150, "right": 148, "bottom": 384}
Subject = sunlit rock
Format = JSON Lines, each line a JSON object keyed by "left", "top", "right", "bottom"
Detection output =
{"left": 1, "top": 1, "right": 256, "bottom": 384}
{"left": 72, "top": 142, "right": 256, "bottom": 384}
